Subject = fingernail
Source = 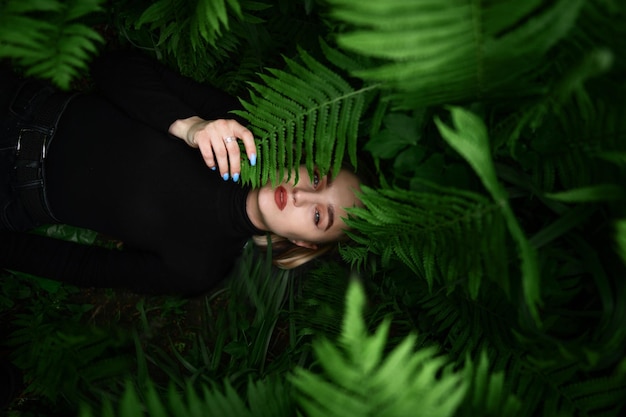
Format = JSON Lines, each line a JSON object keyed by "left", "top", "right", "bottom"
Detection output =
{"left": 232, "top": 173, "right": 240, "bottom": 183}
{"left": 211, "top": 166, "right": 216, "bottom": 171}
{"left": 249, "top": 154, "right": 257, "bottom": 166}
{"left": 222, "top": 173, "right": 229, "bottom": 181}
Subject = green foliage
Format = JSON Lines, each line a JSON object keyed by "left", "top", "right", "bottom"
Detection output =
{"left": 136, "top": 0, "right": 241, "bottom": 48}
{"left": 436, "top": 107, "right": 541, "bottom": 322}
{"left": 1, "top": 272, "right": 133, "bottom": 406}
{"left": 79, "top": 378, "right": 294, "bottom": 417}
{"left": 0, "top": 0, "right": 104, "bottom": 89}
{"left": 77, "top": 281, "right": 526, "bottom": 417}
{"left": 326, "top": 0, "right": 584, "bottom": 109}
{"left": 8, "top": 315, "right": 132, "bottom": 404}
{"left": 457, "top": 352, "right": 521, "bottom": 417}
{"left": 344, "top": 183, "right": 509, "bottom": 299}
{"left": 129, "top": 243, "right": 296, "bottom": 396}
{"left": 128, "top": 0, "right": 242, "bottom": 74}
{"left": 291, "top": 279, "right": 468, "bottom": 417}
{"left": 110, "top": 0, "right": 326, "bottom": 94}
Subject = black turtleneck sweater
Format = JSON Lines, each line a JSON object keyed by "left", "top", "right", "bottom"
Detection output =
{"left": 1, "top": 52, "right": 263, "bottom": 295}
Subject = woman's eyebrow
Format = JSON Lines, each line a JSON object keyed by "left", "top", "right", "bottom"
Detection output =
{"left": 325, "top": 205, "right": 335, "bottom": 231}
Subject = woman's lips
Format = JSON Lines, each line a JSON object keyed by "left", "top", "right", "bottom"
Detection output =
{"left": 275, "top": 186, "right": 286, "bottom": 211}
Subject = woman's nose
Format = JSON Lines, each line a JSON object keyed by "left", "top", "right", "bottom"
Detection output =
{"left": 292, "top": 189, "right": 316, "bottom": 206}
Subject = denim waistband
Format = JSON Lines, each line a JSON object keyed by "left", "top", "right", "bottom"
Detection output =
{"left": 7, "top": 81, "right": 79, "bottom": 227}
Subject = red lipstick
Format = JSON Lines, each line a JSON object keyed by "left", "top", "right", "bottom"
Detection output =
{"left": 274, "top": 186, "right": 286, "bottom": 211}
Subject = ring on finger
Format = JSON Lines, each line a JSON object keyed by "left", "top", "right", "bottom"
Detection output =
{"left": 224, "top": 136, "right": 234, "bottom": 144}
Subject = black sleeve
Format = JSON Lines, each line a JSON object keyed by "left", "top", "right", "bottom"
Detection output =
{"left": 0, "top": 231, "right": 215, "bottom": 296}
{"left": 92, "top": 51, "right": 244, "bottom": 132}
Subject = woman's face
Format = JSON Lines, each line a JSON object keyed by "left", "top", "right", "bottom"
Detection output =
{"left": 247, "top": 166, "right": 361, "bottom": 249}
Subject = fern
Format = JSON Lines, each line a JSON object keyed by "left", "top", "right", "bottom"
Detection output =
{"left": 8, "top": 312, "right": 133, "bottom": 405}
{"left": 510, "top": 361, "right": 626, "bottom": 417}
{"left": 414, "top": 284, "right": 518, "bottom": 367}
{"left": 291, "top": 279, "right": 468, "bottom": 417}
{"left": 113, "top": 0, "right": 246, "bottom": 83}
{"left": 80, "top": 378, "right": 294, "bottom": 417}
{"left": 412, "top": 261, "right": 626, "bottom": 417}
{"left": 135, "top": 0, "right": 241, "bottom": 49}
{"left": 344, "top": 181, "right": 510, "bottom": 301}
{"left": 0, "top": 0, "right": 104, "bottom": 89}
{"left": 289, "top": 261, "right": 351, "bottom": 341}
{"left": 234, "top": 48, "right": 378, "bottom": 186}
{"left": 524, "top": 92, "right": 626, "bottom": 193}
{"left": 325, "top": 0, "right": 584, "bottom": 109}
{"left": 456, "top": 352, "right": 521, "bottom": 417}
{"left": 77, "top": 280, "right": 537, "bottom": 417}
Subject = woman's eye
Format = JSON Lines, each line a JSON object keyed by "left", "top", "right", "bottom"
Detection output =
{"left": 313, "top": 170, "right": 320, "bottom": 188}
{"left": 314, "top": 209, "right": 320, "bottom": 225}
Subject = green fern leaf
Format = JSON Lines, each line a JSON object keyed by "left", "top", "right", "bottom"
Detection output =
{"left": 291, "top": 280, "right": 468, "bottom": 417}
{"left": 545, "top": 184, "right": 625, "bottom": 203}
{"left": 458, "top": 352, "right": 521, "bottom": 417}
{"left": 345, "top": 181, "right": 510, "bottom": 299}
{"left": 326, "top": 0, "right": 584, "bottom": 108}
{"left": 0, "top": 0, "right": 104, "bottom": 89}
{"left": 234, "top": 48, "right": 376, "bottom": 186}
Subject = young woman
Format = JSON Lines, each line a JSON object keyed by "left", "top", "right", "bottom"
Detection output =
{"left": 0, "top": 51, "right": 361, "bottom": 295}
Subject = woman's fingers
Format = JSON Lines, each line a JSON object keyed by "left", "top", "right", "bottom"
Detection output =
{"left": 223, "top": 136, "right": 240, "bottom": 182}
{"left": 195, "top": 119, "right": 256, "bottom": 181}
{"left": 225, "top": 122, "right": 256, "bottom": 182}
{"left": 233, "top": 123, "right": 257, "bottom": 167}
{"left": 197, "top": 139, "right": 216, "bottom": 171}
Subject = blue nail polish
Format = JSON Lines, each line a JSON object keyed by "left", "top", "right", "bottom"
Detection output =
{"left": 250, "top": 154, "right": 257, "bottom": 167}
{"left": 223, "top": 173, "right": 229, "bottom": 181}
{"left": 232, "top": 173, "right": 240, "bottom": 182}
{"left": 211, "top": 166, "right": 216, "bottom": 171}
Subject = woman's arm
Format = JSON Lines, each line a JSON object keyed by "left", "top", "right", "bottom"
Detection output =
{"left": 93, "top": 51, "right": 256, "bottom": 178}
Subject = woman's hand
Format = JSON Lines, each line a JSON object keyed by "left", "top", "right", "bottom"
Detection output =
{"left": 169, "top": 116, "right": 256, "bottom": 182}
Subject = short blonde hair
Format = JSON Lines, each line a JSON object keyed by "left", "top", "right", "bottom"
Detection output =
{"left": 252, "top": 233, "right": 337, "bottom": 269}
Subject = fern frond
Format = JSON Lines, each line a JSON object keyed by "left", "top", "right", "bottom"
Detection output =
{"left": 234, "top": 48, "right": 377, "bottom": 186}
{"left": 137, "top": 0, "right": 240, "bottom": 49}
{"left": 291, "top": 280, "right": 468, "bottom": 417}
{"left": 523, "top": 91, "right": 626, "bottom": 193}
{"left": 325, "top": 0, "right": 584, "bottom": 108}
{"left": 457, "top": 351, "right": 521, "bottom": 417}
{"left": 81, "top": 378, "right": 294, "bottom": 417}
{"left": 506, "top": 360, "right": 626, "bottom": 417}
{"left": 344, "top": 181, "right": 510, "bottom": 300}
{"left": 0, "top": 0, "right": 104, "bottom": 89}
{"left": 9, "top": 317, "right": 132, "bottom": 404}
{"left": 124, "top": 0, "right": 243, "bottom": 81}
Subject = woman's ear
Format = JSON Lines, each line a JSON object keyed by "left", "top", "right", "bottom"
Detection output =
{"left": 291, "top": 239, "right": 318, "bottom": 250}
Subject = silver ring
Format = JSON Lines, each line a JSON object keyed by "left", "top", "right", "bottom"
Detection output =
{"left": 224, "top": 136, "right": 234, "bottom": 144}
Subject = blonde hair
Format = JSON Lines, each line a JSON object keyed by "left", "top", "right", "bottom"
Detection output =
{"left": 252, "top": 233, "right": 338, "bottom": 269}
